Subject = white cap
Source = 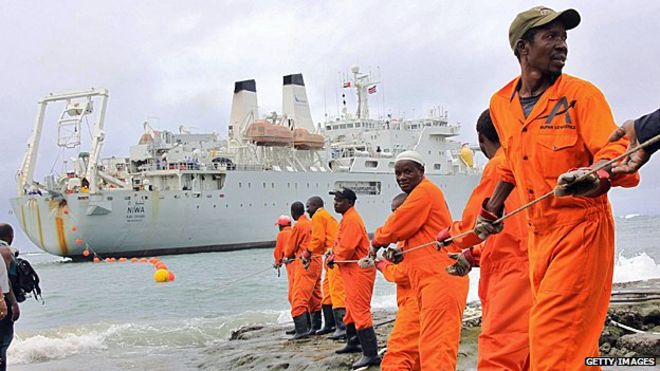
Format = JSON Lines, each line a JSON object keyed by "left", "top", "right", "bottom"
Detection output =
{"left": 395, "top": 150, "right": 425, "bottom": 167}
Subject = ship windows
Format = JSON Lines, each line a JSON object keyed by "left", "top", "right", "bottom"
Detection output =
{"left": 248, "top": 182, "right": 251, "bottom": 188}
{"left": 107, "top": 197, "right": 113, "bottom": 201}
{"left": 365, "top": 161, "right": 378, "bottom": 168}
{"left": 263, "top": 182, "right": 266, "bottom": 188}
{"left": 355, "top": 123, "right": 361, "bottom": 128}
{"left": 434, "top": 164, "right": 442, "bottom": 170}
{"left": 239, "top": 182, "right": 242, "bottom": 188}
{"left": 271, "top": 182, "right": 275, "bottom": 188}
{"left": 347, "top": 123, "right": 354, "bottom": 128}
{"left": 388, "top": 162, "right": 395, "bottom": 168}
{"left": 287, "top": 183, "right": 290, "bottom": 189}
{"left": 124, "top": 196, "right": 131, "bottom": 200}
{"left": 334, "top": 181, "right": 381, "bottom": 195}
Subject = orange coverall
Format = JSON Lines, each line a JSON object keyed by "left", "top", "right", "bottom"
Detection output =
{"left": 273, "top": 226, "right": 295, "bottom": 305}
{"left": 310, "top": 207, "right": 346, "bottom": 309}
{"left": 334, "top": 206, "right": 376, "bottom": 330}
{"left": 379, "top": 260, "right": 421, "bottom": 371}
{"left": 374, "top": 177, "right": 469, "bottom": 369}
{"left": 285, "top": 214, "right": 322, "bottom": 317}
{"left": 489, "top": 74, "right": 639, "bottom": 370}
{"left": 450, "top": 148, "right": 531, "bottom": 371}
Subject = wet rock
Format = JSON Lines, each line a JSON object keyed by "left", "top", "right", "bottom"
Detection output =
{"left": 230, "top": 325, "right": 264, "bottom": 340}
{"left": 616, "top": 333, "right": 660, "bottom": 356}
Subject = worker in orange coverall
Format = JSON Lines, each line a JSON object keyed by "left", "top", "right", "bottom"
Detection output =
{"left": 437, "top": 109, "right": 532, "bottom": 370}
{"left": 284, "top": 201, "right": 322, "bottom": 340}
{"left": 327, "top": 188, "right": 380, "bottom": 369}
{"left": 273, "top": 214, "right": 295, "bottom": 307}
{"left": 376, "top": 192, "right": 421, "bottom": 371}
{"left": 305, "top": 196, "right": 346, "bottom": 337}
{"left": 372, "top": 150, "right": 469, "bottom": 370}
{"left": 474, "top": 7, "right": 640, "bottom": 370}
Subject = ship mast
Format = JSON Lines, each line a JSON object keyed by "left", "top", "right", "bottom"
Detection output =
{"left": 350, "top": 65, "right": 379, "bottom": 120}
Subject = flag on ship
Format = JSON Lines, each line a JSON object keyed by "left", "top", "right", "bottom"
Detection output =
{"left": 368, "top": 85, "right": 377, "bottom": 94}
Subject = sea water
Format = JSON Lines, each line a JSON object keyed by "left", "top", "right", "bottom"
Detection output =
{"left": 7, "top": 215, "right": 660, "bottom": 370}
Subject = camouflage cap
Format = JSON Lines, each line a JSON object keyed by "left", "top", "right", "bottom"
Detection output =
{"left": 509, "top": 6, "right": 581, "bottom": 49}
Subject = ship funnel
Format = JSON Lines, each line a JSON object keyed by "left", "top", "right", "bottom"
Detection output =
{"left": 229, "top": 79, "right": 258, "bottom": 143}
{"left": 282, "top": 74, "right": 316, "bottom": 133}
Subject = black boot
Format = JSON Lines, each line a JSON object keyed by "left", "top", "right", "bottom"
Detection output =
{"left": 315, "top": 304, "right": 336, "bottom": 335}
{"left": 335, "top": 323, "right": 362, "bottom": 354}
{"left": 328, "top": 307, "right": 346, "bottom": 340}
{"left": 352, "top": 327, "right": 381, "bottom": 369}
{"left": 308, "top": 310, "right": 322, "bottom": 335}
{"left": 285, "top": 327, "right": 296, "bottom": 335}
{"left": 289, "top": 313, "right": 310, "bottom": 340}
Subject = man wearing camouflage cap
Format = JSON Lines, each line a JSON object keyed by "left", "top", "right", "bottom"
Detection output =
{"left": 475, "top": 6, "right": 640, "bottom": 370}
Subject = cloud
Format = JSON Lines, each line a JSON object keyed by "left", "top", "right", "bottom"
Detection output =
{"left": 1, "top": 0, "right": 659, "bottom": 250}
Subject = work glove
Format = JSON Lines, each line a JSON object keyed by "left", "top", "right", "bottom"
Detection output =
{"left": 383, "top": 246, "right": 404, "bottom": 264}
{"left": 446, "top": 248, "right": 477, "bottom": 276}
{"left": 301, "top": 250, "right": 312, "bottom": 270}
{"left": 474, "top": 198, "right": 503, "bottom": 240}
{"left": 368, "top": 245, "right": 379, "bottom": 259}
{"left": 435, "top": 227, "right": 452, "bottom": 250}
{"left": 555, "top": 167, "right": 611, "bottom": 197}
{"left": 357, "top": 257, "right": 375, "bottom": 268}
{"left": 326, "top": 252, "right": 336, "bottom": 269}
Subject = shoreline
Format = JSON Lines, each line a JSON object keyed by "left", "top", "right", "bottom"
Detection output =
{"left": 199, "top": 279, "right": 659, "bottom": 370}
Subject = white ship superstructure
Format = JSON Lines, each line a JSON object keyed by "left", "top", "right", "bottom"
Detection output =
{"left": 12, "top": 68, "right": 480, "bottom": 259}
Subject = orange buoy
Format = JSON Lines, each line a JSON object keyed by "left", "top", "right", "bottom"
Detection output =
{"left": 130, "top": 258, "right": 138, "bottom": 263}
{"left": 93, "top": 257, "right": 100, "bottom": 263}
{"left": 139, "top": 258, "right": 148, "bottom": 263}
{"left": 82, "top": 249, "right": 90, "bottom": 257}
{"left": 105, "top": 258, "right": 112, "bottom": 263}
{"left": 155, "top": 263, "right": 168, "bottom": 270}
{"left": 75, "top": 238, "right": 84, "bottom": 245}
{"left": 167, "top": 271, "right": 176, "bottom": 282}
{"left": 71, "top": 226, "right": 78, "bottom": 232}
{"left": 119, "top": 257, "right": 127, "bottom": 263}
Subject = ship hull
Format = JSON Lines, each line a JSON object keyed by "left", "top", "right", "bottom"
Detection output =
{"left": 11, "top": 171, "right": 480, "bottom": 259}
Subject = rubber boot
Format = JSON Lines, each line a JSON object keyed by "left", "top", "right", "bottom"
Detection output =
{"left": 328, "top": 307, "right": 346, "bottom": 340}
{"left": 289, "top": 313, "right": 310, "bottom": 340}
{"left": 308, "top": 310, "right": 322, "bottom": 335}
{"left": 352, "top": 327, "right": 381, "bottom": 369}
{"left": 315, "top": 304, "right": 336, "bottom": 335}
{"left": 335, "top": 323, "right": 362, "bottom": 354}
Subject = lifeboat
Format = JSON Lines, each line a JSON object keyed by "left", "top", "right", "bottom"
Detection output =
{"left": 459, "top": 143, "right": 474, "bottom": 168}
{"left": 244, "top": 120, "right": 293, "bottom": 147}
{"left": 293, "top": 128, "right": 325, "bottom": 150}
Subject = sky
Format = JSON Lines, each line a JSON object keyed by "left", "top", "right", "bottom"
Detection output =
{"left": 1, "top": 1, "right": 659, "bottom": 251}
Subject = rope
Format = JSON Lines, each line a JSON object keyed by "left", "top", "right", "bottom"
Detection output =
{"left": 609, "top": 318, "right": 660, "bottom": 336}
{"left": 398, "top": 133, "right": 660, "bottom": 257}
{"left": 217, "top": 266, "right": 275, "bottom": 293}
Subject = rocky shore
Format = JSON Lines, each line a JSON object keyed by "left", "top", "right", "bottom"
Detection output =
{"left": 199, "top": 279, "right": 659, "bottom": 370}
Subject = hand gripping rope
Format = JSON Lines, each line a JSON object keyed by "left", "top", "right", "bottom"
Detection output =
{"left": 397, "top": 133, "right": 660, "bottom": 257}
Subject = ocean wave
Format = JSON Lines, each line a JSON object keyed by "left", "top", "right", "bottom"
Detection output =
{"left": 613, "top": 252, "right": 660, "bottom": 283}
{"left": 9, "top": 311, "right": 283, "bottom": 365}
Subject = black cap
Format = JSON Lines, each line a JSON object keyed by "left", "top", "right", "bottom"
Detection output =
{"left": 329, "top": 187, "right": 357, "bottom": 202}
{"left": 234, "top": 79, "right": 256, "bottom": 93}
{"left": 283, "top": 74, "right": 305, "bottom": 86}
